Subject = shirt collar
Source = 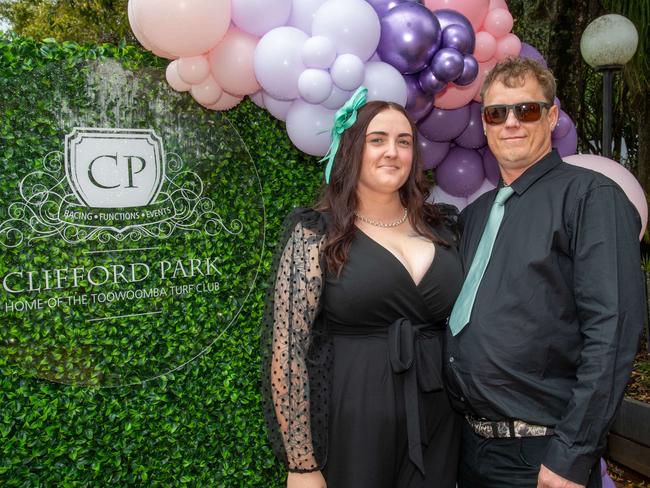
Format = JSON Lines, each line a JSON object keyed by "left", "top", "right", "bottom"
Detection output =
{"left": 502, "top": 149, "right": 562, "bottom": 195}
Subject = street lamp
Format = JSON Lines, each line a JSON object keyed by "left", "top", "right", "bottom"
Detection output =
{"left": 580, "top": 14, "right": 638, "bottom": 159}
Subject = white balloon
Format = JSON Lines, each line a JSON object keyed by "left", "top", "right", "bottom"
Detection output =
{"left": 301, "top": 36, "right": 336, "bottom": 69}
{"left": 286, "top": 99, "right": 336, "bottom": 156}
{"left": 466, "top": 178, "right": 497, "bottom": 204}
{"left": 289, "top": 0, "right": 327, "bottom": 34}
{"left": 330, "top": 54, "right": 365, "bottom": 91}
{"left": 232, "top": 0, "right": 292, "bottom": 37}
{"left": 165, "top": 61, "right": 191, "bottom": 92}
{"left": 298, "top": 69, "right": 333, "bottom": 104}
{"left": 311, "top": 0, "right": 381, "bottom": 61}
{"left": 363, "top": 61, "right": 408, "bottom": 106}
{"left": 254, "top": 27, "right": 309, "bottom": 100}
{"left": 249, "top": 90, "right": 266, "bottom": 108}
{"left": 322, "top": 85, "right": 352, "bottom": 110}
{"left": 427, "top": 185, "right": 467, "bottom": 211}
{"left": 262, "top": 92, "right": 294, "bottom": 121}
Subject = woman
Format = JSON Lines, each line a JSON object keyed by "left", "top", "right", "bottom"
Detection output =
{"left": 261, "top": 87, "right": 462, "bottom": 488}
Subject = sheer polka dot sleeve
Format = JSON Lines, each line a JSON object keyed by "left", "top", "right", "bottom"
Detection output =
{"left": 261, "top": 208, "right": 330, "bottom": 473}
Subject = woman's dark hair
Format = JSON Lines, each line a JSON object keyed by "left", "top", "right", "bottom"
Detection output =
{"left": 315, "top": 100, "right": 448, "bottom": 276}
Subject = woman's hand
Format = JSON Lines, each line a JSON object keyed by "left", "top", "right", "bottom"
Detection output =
{"left": 287, "top": 471, "right": 326, "bottom": 488}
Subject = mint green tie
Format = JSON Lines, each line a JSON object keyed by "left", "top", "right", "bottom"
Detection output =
{"left": 449, "top": 186, "right": 515, "bottom": 336}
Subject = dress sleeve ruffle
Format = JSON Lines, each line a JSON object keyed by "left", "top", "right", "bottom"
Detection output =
{"left": 261, "top": 207, "right": 331, "bottom": 472}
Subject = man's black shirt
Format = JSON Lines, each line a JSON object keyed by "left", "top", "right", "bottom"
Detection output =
{"left": 445, "top": 150, "right": 644, "bottom": 484}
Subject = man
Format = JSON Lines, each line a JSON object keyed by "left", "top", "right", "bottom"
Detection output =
{"left": 445, "top": 57, "right": 644, "bottom": 488}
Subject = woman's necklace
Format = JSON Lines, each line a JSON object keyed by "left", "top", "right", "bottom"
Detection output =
{"left": 354, "top": 207, "right": 408, "bottom": 228}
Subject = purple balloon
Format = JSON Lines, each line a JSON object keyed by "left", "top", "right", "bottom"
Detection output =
{"left": 600, "top": 459, "right": 616, "bottom": 488}
{"left": 553, "top": 123, "right": 578, "bottom": 157}
{"left": 519, "top": 42, "right": 547, "bottom": 68}
{"left": 436, "top": 147, "right": 485, "bottom": 197}
{"left": 418, "top": 131, "right": 450, "bottom": 170}
{"left": 554, "top": 96, "right": 561, "bottom": 110}
{"left": 404, "top": 74, "right": 434, "bottom": 122}
{"left": 418, "top": 66, "right": 446, "bottom": 96}
{"left": 431, "top": 48, "right": 464, "bottom": 82}
{"left": 433, "top": 9, "right": 475, "bottom": 52}
{"left": 552, "top": 109, "right": 572, "bottom": 140}
{"left": 377, "top": 3, "right": 441, "bottom": 74}
{"left": 367, "top": 0, "right": 423, "bottom": 18}
{"left": 455, "top": 101, "right": 486, "bottom": 149}
{"left": 441, "top": 24, "right": 473, "bottom": 54}
{"left": 482, "top": 149, "right": 501, "bottom": 185}
{"left": 455, "top": 54, "right": 478, "bottom": 86}
{"left": 418, "top": 105, "right": 470, "bottom": 142}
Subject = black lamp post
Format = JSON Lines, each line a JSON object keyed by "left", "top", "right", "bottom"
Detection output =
{"left": 580, "top": 14, "right": 638, "bottom": 160}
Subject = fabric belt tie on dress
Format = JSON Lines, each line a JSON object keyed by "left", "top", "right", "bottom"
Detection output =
{"left": 388, "top": 318, "right": 444, "bottom": 476}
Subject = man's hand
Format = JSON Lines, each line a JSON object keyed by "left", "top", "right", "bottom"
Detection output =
{"left": 287, "top": 470, "right": 326, "bottom": 488}
{"left": 537, "top": 464, "right": 585, "bottom": 488}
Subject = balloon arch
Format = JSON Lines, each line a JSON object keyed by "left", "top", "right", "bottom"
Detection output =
{"left": 127, "top": 0, "right": 646, "bottom": 234}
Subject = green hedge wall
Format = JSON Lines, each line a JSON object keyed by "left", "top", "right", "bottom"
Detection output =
{"left": 0, "top": 36, "right": 321, "bottom": 486}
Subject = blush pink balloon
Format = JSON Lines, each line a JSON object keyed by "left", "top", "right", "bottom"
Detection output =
{"left": 564, "top": 154, "right": 648, "bottom": 239}
{"left": 482, "top": 8, "right": 513, "bottom": 38}
{"left": 133, "top": 0, "right": 231, "bottom": 57}
{"left": 434, "top": 82, "right": 478, "bottom": 109}
{"left": 177, "top": 55, "right": 210, "bottom": 84}
{"left": 210, "top": 91, "right": 244, "bottom": 111}
{"left": 471, "top": 58, "right": 497, "bottom": 102}
{"left": 165, "top": 60, "right": 191, "bottom": 92}
{"left": 128, "top": 0, "right": 175, "bottom": 59}
{"left": 474, "top": 31, "right": 497, "bottom": 62}
{"left": 495, "top": 33, "right": 522, "bottom": 60}
{"left": 209, "top": 27, "right": 261, "bottom": 96}
{"left": 190, "top": 76, "right": 224, "bottom": 106}
{"left": 488, "top": 0, "right": 508, "bottom": 8}
{"left": 424, "top": 0, "right": 489, "bottom": 31}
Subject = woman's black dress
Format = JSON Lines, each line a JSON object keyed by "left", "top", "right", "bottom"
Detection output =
{"left": 262, "top": 208, "right": 463, "bottom": 488}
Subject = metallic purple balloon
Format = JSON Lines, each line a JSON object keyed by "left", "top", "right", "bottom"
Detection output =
{"left": 417, "top": 104, "right": 470, "bottom": 142}
{"left": 455, "top": 54, "right": 479, "bottom": 86}
{"left": 455, "top": 101, "right": 486, "bottom": 148}
{"left": 418, "top": 67, "right": 446, "bottom": 96}
{"left": 433, "top": 9, "right": 475, "bottom": 53}
{"left": 431, "top": 47, "right": 464, "bottom": 82}
{"left": 418, "top": 131, "right": 450, "bottom": 170}
{"left": 441, "top": 24, "right": 473, "bottom": 53}
{"left": 435, "top": 147, "right": 485, "bottom": 197}
{"left": 404, "top": 74, "right": 434, "bottom": 122}
{"left": 377, "top": 3, "right": 441, "bottom": 74}
{"left": 367, "top": 0, "right": 421, "bottom": 18}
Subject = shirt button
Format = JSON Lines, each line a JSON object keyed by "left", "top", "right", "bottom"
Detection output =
{"left": 449, "top": 356, "right": 455, "bottom": 363}
{"left": 460, "top": 396, "right": 465, "bottom": 402}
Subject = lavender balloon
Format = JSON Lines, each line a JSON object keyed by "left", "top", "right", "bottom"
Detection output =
{"left": 377, "top": 3, "right": 441, "bottom": 74}
{"left": 418, "top": 132, "right": 450, "bottom": 170}
{"left": 519, "top": 42, "right": 548, "bottom": 68}
{"left": 436, "top": 147, "right": 485, "bottom": 197}
{"left": 455, "top": 54, "right": 479, "bottom": 86}
{"left": 418, "top": 66, "right": 446, "bottom": 96}
{"left": 552, "top": 109, "right": 572, "bottom": 140}
{"left": 441, "top": 24, "right": 473, "bottom": 54}
{"left": 431, "top": 47, "right": 464, "bottom": 82}
{"left": 433, "top": 9, "right": 475, "bottom": 53}
{"left": 405, "top": 74, "right": 434, "bottom": 122}
{"left": 418, "top": 105, "right": 470, "bottom": 142}
{"left": 553, "top": 123, "right": 578, "bottom": 157}
{"left": 455, "top": 101, "right": 486, "bottom": 148}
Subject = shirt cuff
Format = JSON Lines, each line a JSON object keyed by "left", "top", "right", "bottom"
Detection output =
{"left": 542, "top": 436, "right": 599, "bottom": 485}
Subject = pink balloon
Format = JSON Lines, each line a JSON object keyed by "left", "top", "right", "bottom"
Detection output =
{"left": 474, "top": 31, "right": 497, "bottom": 62}
{"left": 564, "top": 154, "right": 648, "bottom": 239}
{"left": 434, "top": 82, "right": 479, "bottom": 109}
{"left": 190, "top": 75, "right": 223, "bottom": 106}
{"left": 424, "top": 0, "right": 489, "bottom": 31}
{"left": 177, "top": 55, "right": 210, "bottom": 84}
{"left": 495, "top": 33, "right": 522, "bottom": 60}
{"left": 210, "top": 91, "right": 244, "bottom": 111}
{"left": 128, "top": 0, "right": 175, "bottom": 59}
{"left": 133, "top": 0, "right": 231, "bottom": 57}
{"left": 472, "top": 58, "right": 497, "bottom": 102}
{"left": 209, "top": 27, "right": 260, "bottom": 96}
{"left": 488, "top": 0, "right": 508, "bottom": 8}
{"left": 165, "top": 60, "right": 191, "bottom": 92}
{"left": 482, "top": 8, "right": 513, "bottom": 38}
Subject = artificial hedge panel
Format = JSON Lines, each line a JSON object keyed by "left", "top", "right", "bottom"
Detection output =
{"left": 0, "top": 36, "right": 322, "bottom": 486}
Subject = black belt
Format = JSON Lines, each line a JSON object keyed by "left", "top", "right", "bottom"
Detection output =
{"left": 330, "top": 318, "right": 445, "bottom": 475}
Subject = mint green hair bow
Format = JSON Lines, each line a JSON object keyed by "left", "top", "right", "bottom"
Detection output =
{"left": 320, "top": 86, "right": 368, "bottom": 184}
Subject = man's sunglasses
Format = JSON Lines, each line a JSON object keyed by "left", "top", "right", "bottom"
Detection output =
{"left": 482, "top": 101, "right": 552, "bottom": 125}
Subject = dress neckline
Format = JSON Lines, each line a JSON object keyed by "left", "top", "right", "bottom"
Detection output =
{"left": 354, "top": 227, "right": 437, "bottom": 288}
